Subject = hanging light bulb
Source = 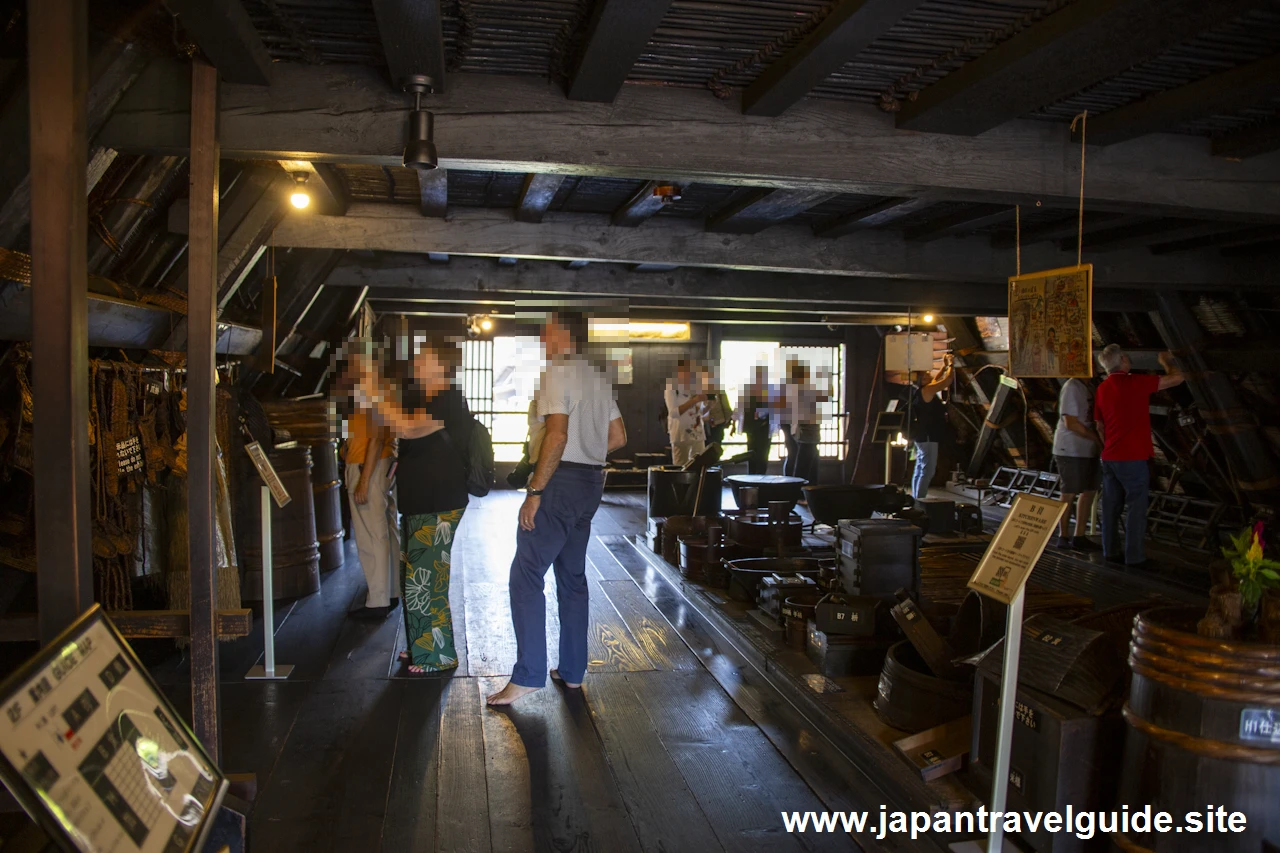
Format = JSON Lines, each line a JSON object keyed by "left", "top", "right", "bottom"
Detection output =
{"left": 480, "top": 316, "right": 494, "bottom": 332}
{"left": 289, "top": 172, "right": 311, "bottom": 209}
{"left": 922, "top": 314, "right": 935, "bottom": 324}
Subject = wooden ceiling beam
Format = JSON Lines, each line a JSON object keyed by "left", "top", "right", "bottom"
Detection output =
{"left": 1213, "top": 118, "right": 1280, "bottom": 160}
{"left": 166, "top": 0, "right": 271, "bottom": 86}
{"left": 419, "top": 169, "right": 448, "bottom": 218}
{"left": 371, "top": 0, "right": 446, "bottom": 92}
{"left": 989, "top": 212, "right": 1146, "bottom": 249}
{"left": 327, "top": 256, "right": 1156, "bottom": 313}
{"left": 1086, "top": 55, "right": 1280, "bottom": 146}
{"left": 813, "top": 197, "right": 938, "bottom": 238}
{"left": 905, "top": 205, "right": 1014, "bottom": 242}
{"left": 705, "top": 189, "right": 835, "bottom": 234}
{"left": 102, "top": 60, "right": 1280, "bottom": 221}
{"left": 516, "top": 174, "right": 566, "bottom": 224}
{"left": 173, "top": 204, "right": 1279, "bottom": 288}
{"left": 743, "top": 0, "right": 929, "bottom": 117}
{"left": 1150, "top": 224, "right": 1279, "bottom": 255}
{"left": 896, "top": 0, "right": 1268, "bottom": 136}
{"left": 612, "top": 181, "right": 671, "bottom": 227}
{"left": 1065, "top": 219, "right": 1244, "bottom": 253}
{"left": 566, "top": 0, "right": 674, "bottom": 103}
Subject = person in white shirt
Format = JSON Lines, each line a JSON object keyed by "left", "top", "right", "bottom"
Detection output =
{"left": 487, "top": 311, "right": 627, "bottom": 706}
{"left": 782, "top": 361, "right": 826, "bottom": 486}
{"left": 664, "top": 360, "right": 707, "bottom": 466}
{"left": 1052, "top": 377, "right": 1101, "bottom": 550}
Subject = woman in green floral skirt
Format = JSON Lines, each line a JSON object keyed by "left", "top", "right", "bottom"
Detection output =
{"left": 354, "top": 330, "right": 472, "bottom": 674}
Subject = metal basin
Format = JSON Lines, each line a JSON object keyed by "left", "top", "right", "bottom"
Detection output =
{"left": 801, "top": 484, "right": 910, "bottom": 525}
{"left": 725, "top": 474, "right": 806, "bottom": 512}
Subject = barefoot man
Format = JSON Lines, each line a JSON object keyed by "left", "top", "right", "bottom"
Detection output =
{"left": 487, "top": 311, "right": 627, "bottom": 705}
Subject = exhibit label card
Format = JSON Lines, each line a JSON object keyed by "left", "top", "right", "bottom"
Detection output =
{"left": 968, "top": 493, "right": 1068, "bottom": 604}
{"left": 0, "top": 607, "right": 224, "bottom": 853}
{"left": 245, "top": 441, "right": 291, "bottom": 508}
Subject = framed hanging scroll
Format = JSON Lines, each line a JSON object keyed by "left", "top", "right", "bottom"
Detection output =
{"left": 1007, "top": 264, "right": 1093, "bottom": 378}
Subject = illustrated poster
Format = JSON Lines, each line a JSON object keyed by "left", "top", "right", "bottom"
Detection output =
{"left": 1008, "top": 264, "right": 1092, "bottom": 378}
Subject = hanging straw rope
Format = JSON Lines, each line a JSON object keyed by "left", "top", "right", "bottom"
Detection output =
{"left": 1015, "top": 204, "right": 1021, "bottom": 277}
{"left": 1069, "top": 110, "right": 1088, "bottom": 266}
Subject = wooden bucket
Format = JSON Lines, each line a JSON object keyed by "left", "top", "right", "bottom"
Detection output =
{"left": 240, "top": 445, "right": 321, "bottom": 601}
{"left": 311, "top": 439, "right": 344, "bottom": 572}
{"left": 1116, "top": 606, "right": 1280, "bottom": 852}
{"left": 874, "top": 641, "right": 973, "bottom": 733}
{"left": 662, "top": 516, "right": 708, "bottom": 567}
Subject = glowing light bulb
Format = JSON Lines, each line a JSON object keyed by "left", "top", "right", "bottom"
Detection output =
{"left": 922, "top": 314, "right": 934, "bottom": 324}
{"left": 290, "top": 191, "right": 310, "bottom": 209}
{"left": 480, "top": 317, "right": 493, "bottom": 331}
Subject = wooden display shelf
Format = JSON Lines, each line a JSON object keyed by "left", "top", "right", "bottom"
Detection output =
{"left": 0, "top": 609, "right": 253, "bottom": 643}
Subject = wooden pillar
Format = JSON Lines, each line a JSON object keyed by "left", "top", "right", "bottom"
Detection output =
{"left": 844, "top": 327, "right": 883, "bottom": 484}
{"left": 187, "top": 59, "right": 221, "bottom": 760}
{"left": 29, "top": 0, "right": 93, "bottom": 643}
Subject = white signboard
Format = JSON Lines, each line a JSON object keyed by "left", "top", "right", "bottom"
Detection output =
{"left": 968, "top": 493, "right": 1067, "bottom": 604}
{"left": 245, "top": 442, "right": 291, "bottom": 508}
{"left": 0, "top": 606, "right": 225, "bottom": 853}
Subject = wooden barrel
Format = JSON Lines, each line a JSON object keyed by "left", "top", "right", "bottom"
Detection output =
{"left": 240, "top": 445, "right": 321, "bottom": 601}
{"left": 949, "top": 589, "right": 1006, "bottom": 655}
{"left": 1116, "top": 606, "right": 1280, "bottom": 853}
{"left": 647, "top": 466, "right": 722, "bottom": 518}
{"left": 662, "top": 516, "right": 708, "bottom": 567}
{"left": 782, "top": 593, "right": 823, "bottom": 652}
{"left": 874, "top": 641, "right": 973, "bottom": 733}
{"left": 311, "top": 439, "right": 344, "bottom": 572}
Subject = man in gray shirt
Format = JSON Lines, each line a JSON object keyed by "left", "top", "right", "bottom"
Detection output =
{"left": 1052, "top": 377, "right": 1101, "bottom": 550}
{"left": 488, "top": 311, "right": 627, "bottom": 706}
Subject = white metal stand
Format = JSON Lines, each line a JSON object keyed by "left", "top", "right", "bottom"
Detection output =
{"left": 247, "top": 485, "right": 293, "bottom": 680}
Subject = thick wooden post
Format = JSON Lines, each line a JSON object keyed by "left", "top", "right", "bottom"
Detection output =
{"left": 29, "top": 0, "right": 93, "bottom": 643}
{"left": 187, "top": 59, "right": 221, "bottom": 759}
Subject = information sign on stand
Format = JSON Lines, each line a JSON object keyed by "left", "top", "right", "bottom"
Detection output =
{"left": 244, "top": 442, "right": 290, "bottom": 508}
{"left": 951, "top": 493, "right": 1066, "bottom": 853}
{"left": 0, "top": 605, "right": 227, "bottom": 853}
{"left": 244, "top": 444, "right": 293, "bottom": 682}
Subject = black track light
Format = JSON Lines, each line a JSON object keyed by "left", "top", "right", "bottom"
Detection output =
{"left": 402, "top": 74, "right": 438, "bottom": 170}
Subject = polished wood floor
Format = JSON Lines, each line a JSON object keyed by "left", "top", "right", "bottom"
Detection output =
{"left": 149, "top": 491, "right": 880, "bottom": 853}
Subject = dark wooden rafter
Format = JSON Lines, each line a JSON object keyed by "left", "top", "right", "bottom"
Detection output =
{"left": 813, "top": 197, "right": 937, "bottom": 238}
{"left": 1151, "top": 292, "right": 1280, "bottom": 498}
{"left": 310, "top": 163, "right": 350, "bottom": 216}
{"left": 905, "top": 205, "right": 1013, "bottom": 242}
{"left": 1085, "top": 55, "right": 1280, "bottom": 146}
{"left": 1061, "top": 219, "right": 1245, "bottom": 253}
{"left": 166, "top": 0, "right": 271, "bottom": 86}
{"left": 897, "top": 0, "right": 1268, "bottom": 135}
{"left": 419, "top": 169, "right": 448, "bottom": 218}
{"left": 1222, "top": 239, "right": 1280, "bottom": 258}
{"left": 566, "top": 0, "right": 675, "bottom": 103}
{"left": 742, "top": 0, "right": 930, "bottom": 117}
{"left": 1213, "top": 118, "right": 1280, "bottom": 160}
{"left": 705, "top": 188, "right": 835, "bottom": 235}
{"left": 612, "top": 181, "right": 671, "bottom": 227}
{"left": 370, "top": 0, "right": 446, "bottom": 91}
{"left": 1149, "top": 224, "right": 1279, "bottom": 254}
{"left": 0, "top": 35, "right": 149, "bottom": 249}
{"left": 29, "top": 0, "right": 93, "bottom": 642}
{"left": 186, "top": 57, "right": 221, "bottom": 759}
{"left": 515, "top": 174, "right": 566, "bottom": 224}
{"left": 102, "top": 61, "right": 1280, "bottom": 222}
{"left": 989, "top": 212, "right": 1145, "bottom": 249}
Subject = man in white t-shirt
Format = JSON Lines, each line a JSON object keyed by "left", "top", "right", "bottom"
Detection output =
{"left": 488, "top": 311, "right": 627, "bottom": 706}
{"left": 1052, "top": 377, "right": 1101, "bottom": 550}
{"left": 664, "top": 360, "right": 707, "bottom": 466}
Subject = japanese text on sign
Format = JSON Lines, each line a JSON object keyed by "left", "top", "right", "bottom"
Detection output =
{"left": 968, "top": 493, "right": 1068, "bottom": 604}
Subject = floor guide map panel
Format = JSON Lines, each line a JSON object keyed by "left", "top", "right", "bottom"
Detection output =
{"left": 0, "top": 607, "right": 225, "bottom": 853}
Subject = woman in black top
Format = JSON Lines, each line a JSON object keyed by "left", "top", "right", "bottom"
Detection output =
{"left": 355, "top": 333, "right": 471, "bottom": 675}
{"left": 907, "top": 354, "right": 953, "bottom": 500}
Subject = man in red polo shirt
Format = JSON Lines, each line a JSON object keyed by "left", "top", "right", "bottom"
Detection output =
{"left": 1093, "top": 344, "right": 1184, "bottom": 567}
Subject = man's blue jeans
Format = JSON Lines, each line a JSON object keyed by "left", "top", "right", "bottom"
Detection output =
{"left": 1101, "top": 459, "right": 1149, "bottom": 565}
{"left": 912, "top": 441, "right": 939, "bottom": 500}
{"left": 509, "top": 466, "right": 604, "bottom": 688}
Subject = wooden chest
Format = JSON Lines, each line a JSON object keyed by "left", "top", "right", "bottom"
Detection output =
{"left": 805, "top": 622, "right": 893, "bottom": 676}
{"left": 836, "top": 518, "right": 922, "bottom": 600}
{"left": 967, "top": 668, "right": 1125, "bottom": 853}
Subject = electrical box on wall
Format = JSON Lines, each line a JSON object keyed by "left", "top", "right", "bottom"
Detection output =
{"left": 884, "top": 333, "right": 936, "bottom": 372}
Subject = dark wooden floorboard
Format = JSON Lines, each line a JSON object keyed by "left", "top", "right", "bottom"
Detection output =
{"left": 265, "top": 556, "right": 366, "bottom": 681}
{"left": 382, "top": 678, "right": 447, "bottom": 853}
{"left": 584, "top": 672, "right": 725, "bottom": 852}
{"left": 436, "top": 678, "right": 492, "bottom": 853}
{"left": 250, "top": 678, "right": 403, "bottom": 852}
{"left": 585, "top": 535, "right": 631, "bottom": 581}
{"left": 585, "top": 577, "right": 655, "bottom": 673}
{"left": 629, "top": 670, "right": 857, "bottom": 853}
{"left": 464, "top": 580, "right": 521, "bottom": 678}
{"left": 323, "top": 598, "right": 403, "bottom": 681}
{"left": 597, "top": 579, "right": 701, "bottom": 671}
{"left": 483, "top": 676, "right": 645, "bottom": 853}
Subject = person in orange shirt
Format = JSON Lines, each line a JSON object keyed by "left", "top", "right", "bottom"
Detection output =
{"left": 345, "top": 406, "right": 400, "bottom": 619}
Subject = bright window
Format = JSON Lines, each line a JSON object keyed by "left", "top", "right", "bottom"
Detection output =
{"left": 462, "top": 336, "right": 545, "bottom": 462}
{"left": 718, "top": 341, "right": 846, "bottom": 459}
